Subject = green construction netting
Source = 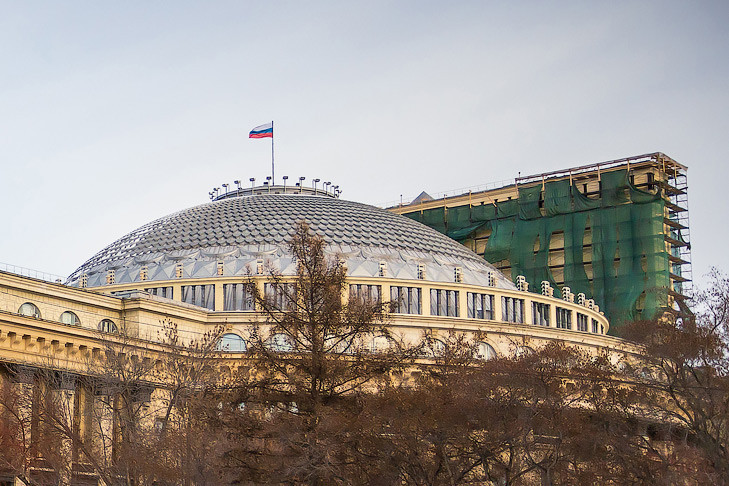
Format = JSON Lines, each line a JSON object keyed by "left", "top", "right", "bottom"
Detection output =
{"left": 403, "top": 169, "right": 670, "bottom": 334}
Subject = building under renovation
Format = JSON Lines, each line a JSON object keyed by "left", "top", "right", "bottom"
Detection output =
{"left": 390, "top": 153, "right": 691, "bottom": 334}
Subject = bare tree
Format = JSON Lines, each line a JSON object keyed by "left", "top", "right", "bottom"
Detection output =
{"left": 222, "top": 221, "right": 409, "bottom": 484}
{"left": 618, "top": 268, "right": 729, "bottom": 484}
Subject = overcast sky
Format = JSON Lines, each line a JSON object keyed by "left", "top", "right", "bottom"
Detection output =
{"left": 1, "top": 1, "right": 727, "bottom": 289}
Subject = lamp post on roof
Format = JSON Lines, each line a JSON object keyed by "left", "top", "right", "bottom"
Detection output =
{"left": 299, "top": 176, "right": 305, "bottom": 193}
{"left": 250, "top": 178, "right": 255, "bottom": 189}
{"left": 312, "top": 178, "right": 320, "bottom": 195}
{"left": 283, "top": 175, "right": 288, "bottom": 192}
{"left": 324, "top": 181, "right": 331, "bottom": 194}
{"left": 234, "top": 180, "right": 241, "bottom": 190}
{"left": 222, "top": 183, "right": 229, "bottom": 194}
{"left": 333, "top": 185, "right": 340, "bottom": 198}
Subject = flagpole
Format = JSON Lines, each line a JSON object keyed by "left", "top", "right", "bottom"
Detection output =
{"left": 271, "top": 120, "right": 275, "bottom": 185}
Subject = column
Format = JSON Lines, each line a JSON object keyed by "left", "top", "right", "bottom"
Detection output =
{"left": 52, "top": 373, "right": 76, "bottom": 485}
{"left": 215, "top": 283, "right": 225, "bottom": 311}
{"left": 12, "top": 366, "right": 35, "bottom": 462}
{"left": 523, "top": 298, "right": 533, "bottom": 326}
{"left": 493, "top": 295, "right": 503, "bottom": 322}
{"left": 549, "top": 303, "right": 557, "bottom": 328}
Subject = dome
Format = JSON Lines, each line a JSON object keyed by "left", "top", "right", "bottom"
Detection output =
{"left": 67, "top": 194, "right": 514, "bottom": 289}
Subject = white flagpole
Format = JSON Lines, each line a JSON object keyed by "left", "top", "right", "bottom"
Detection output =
{"left": 271, "top": 120, "right": 275, "bottom": 185}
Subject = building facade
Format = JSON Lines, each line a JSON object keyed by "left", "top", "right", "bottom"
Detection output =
{"left": 1, "top": 183, "right": 639, "bottom": 484}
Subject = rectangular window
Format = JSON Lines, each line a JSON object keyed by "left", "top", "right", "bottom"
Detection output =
{"left": 532, "top": 302, "right": 550, "bottom": 326}
{"left": 430, "top": 289, "right": 459, "bottom": 317}
{"left": 556, "top": 307, "right": 572, "bottom": 329}
{"left": 576, "top": 313, "right": 588, "bottom": 332}
{"left": 592, "top": 319, "right": 600, "bottom": 334}
{"left": 181, "top": 284, "right": 215, "bottom": 310}
{"left": 467, "top": 292, "right": 494, "bottom": 320}
{"left": 223, "top": 283, "right": 254, "bottom": 311}
{"left": 390, "top": 286, "right": 421, "bottom": 314}
{"left": 502, "top": 296, "right": 524, "bottom": 323}
{"left": 145, "top": 287, "right": 173, "bottom": 299}
{"left": 349, "top": 284, "right": 381, "bottom": 304}
{"left": 264, "top": 283, "right": 296, "bottom": 310}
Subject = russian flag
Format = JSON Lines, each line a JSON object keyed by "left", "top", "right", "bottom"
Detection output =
{"left": 249, "top": 122, "right": 273, "bottom": 138}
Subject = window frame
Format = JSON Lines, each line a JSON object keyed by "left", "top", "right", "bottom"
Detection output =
{"left": 475, "top": 341, "right": 497, "bottom": 360}
{"left": 265, "top": 333, "right": 295, "bottom": 352}
{"left": 18, "top": 302, "right": 41, "bottom": 319}
{"left": 501, "top": 296, "right": 524, "bottom": 323}
{"left": 216, "top": 333, "right": 247, "bottom": 352}
{"left": 98, "top": 319, "right": 118, "bottom": 334}
{"left": 59, "top": 311, "right": 81, "bottom": 326}
{"left": 430, "top": 289, "right": 459, "bottom": 317}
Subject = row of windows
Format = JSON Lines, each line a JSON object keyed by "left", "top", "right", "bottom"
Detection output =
{"left": 530, "top": 303, "right": 602, "bottom": 334}
{"left": 430, "top": 289, "right": 459, "bottom": 317}
{"left": 502, "top": 297, "right": 524, "bottom": 323}
{"left": 350, "top": 284, "right": 381, "bottom": 304}
{"left": 264, "top": 283, "right": 296, "bottom": 310}
{"left": 17, "top": 288, "right": 603, "bottom": 337}
{"left": 532, "top": 302, "right": 549, "bottom": 326}
{"left": 16, "top": 301, "right": 521, "bottom": 357}
{"left": 150, "top": 284, "right": 470, "bottom": 319}
{"left": 146, "top": 286, "right": 173, "bottom": 299}
{"left": 150, "top": 284, "right": 603, "bottom": 332}
{"left": 556, "top": 307, "right": 572, "bottom": 329}
{"left": 18, "top": 303, "right": 118, "bottom": 332}
{"left": 372, "top": 289, "right": 602, "bottom": 334}
{"left": 181, "top": 284, "right": 215, "bottom": 310}
{"left": 390, "top": 286, "right": 421, "bottom": 314}
{"left": 467, "top": 293, "right": 494, "bottom": 320}
{"left": 224, "top": 283, "right": 254, "bottom": 311}
{"left": 577, "top": 313, "right": 588, "bottom": 332}
{"left": 215, "top": 332, "right": 501, "bottom": 360}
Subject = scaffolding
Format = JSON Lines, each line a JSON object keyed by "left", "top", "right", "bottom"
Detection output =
{"left": 397, "top": 153, "right": 691, "bottom": 334}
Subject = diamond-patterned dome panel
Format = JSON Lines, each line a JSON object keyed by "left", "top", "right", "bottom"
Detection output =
{"left": 67, "top": 195, "right": 512, "bottom": 289}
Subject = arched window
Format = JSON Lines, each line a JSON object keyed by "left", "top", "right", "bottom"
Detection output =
{"left": 18, "top": 303, "right": 41, "bottom": 318}
{"left": 60, "top": 311, "right": 81, "bottom": 326}
{"left": 265, "top": 333, "right": 294, "bottom": 352}
{"left": 216, "top": 333, "right": 247, "bottom": 352}
{"left": 98, "top": 319, "right": 118, "bottom": 334}
{"left": 370, "top": 335, "right": 390, "bottom": 353}
{"left": 474, "top": 342, "right": 497, "bottom": 360}
{"left": 515, "top": 345, "right": 535, "bottom": 358}
{"left": 329, "top": 334, "right": 355, "bottom": 354}
{"left": 420, "top": 338, "right": 446, "bottom": 358}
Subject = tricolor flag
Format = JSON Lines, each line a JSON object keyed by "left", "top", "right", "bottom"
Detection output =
{"left": 249, "top": 122, "right": 273, "bottom": 139}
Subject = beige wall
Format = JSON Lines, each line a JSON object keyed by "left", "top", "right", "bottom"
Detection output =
{"left": 1, "top": 268, "right": 623, "bottom": 376}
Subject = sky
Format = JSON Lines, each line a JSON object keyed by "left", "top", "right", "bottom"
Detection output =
{"left": 1, "top": 1, "right": 727, "bottom": 289}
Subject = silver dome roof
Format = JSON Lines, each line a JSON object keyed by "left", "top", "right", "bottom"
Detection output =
{"left": 67, "top": 194, "right": 514, "bottom": 289}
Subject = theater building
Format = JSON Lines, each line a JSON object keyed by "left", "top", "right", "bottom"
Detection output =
{"left": 1, "top": 182, "right": 636, "bottom": 484}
